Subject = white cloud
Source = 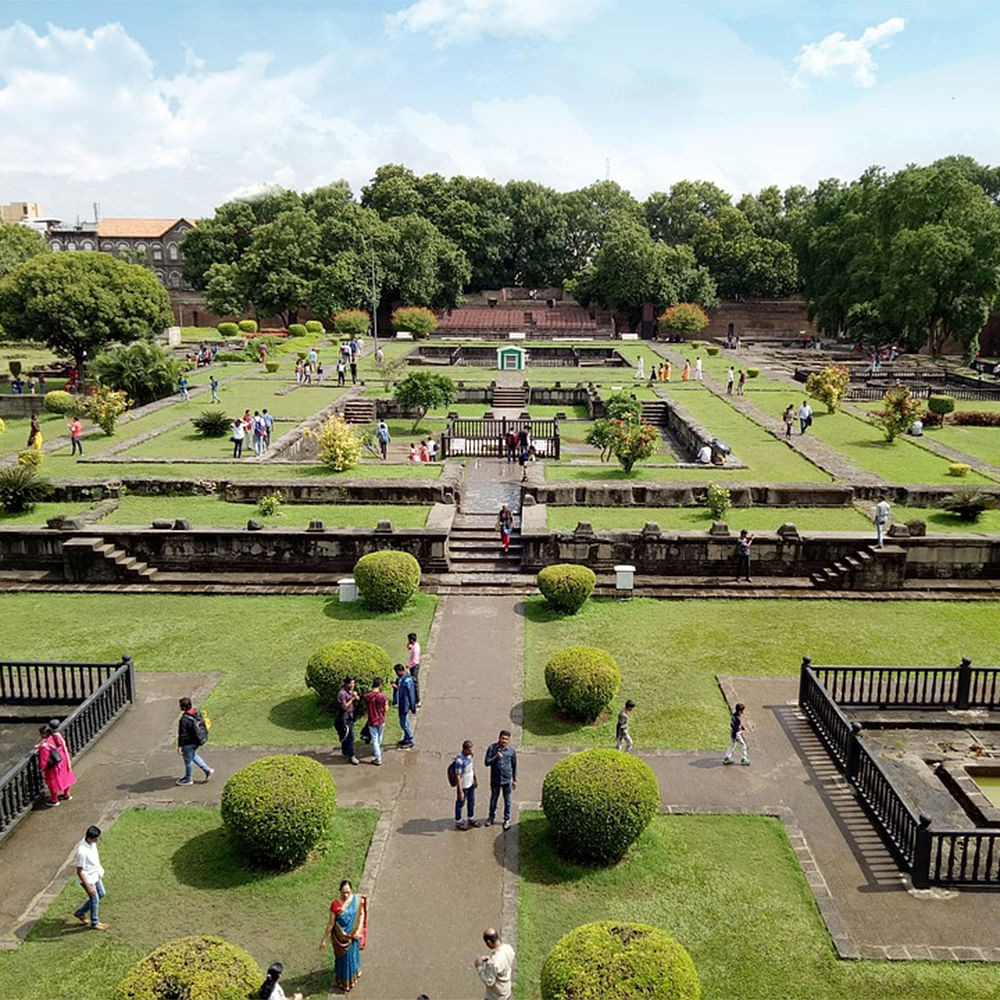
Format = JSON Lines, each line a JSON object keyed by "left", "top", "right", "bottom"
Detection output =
{"left": 386, "top": 0, "right": 605, "bottom": 43}
{"left": 791, "top": 17, "right": 905, "bottom": 88}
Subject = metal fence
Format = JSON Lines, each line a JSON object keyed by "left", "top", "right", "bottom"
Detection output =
{"left": 0, "top": 655, "right": 135, "bottom": 842}
{"left": 798, "top": 656, "right": 1000, "bottom": 887}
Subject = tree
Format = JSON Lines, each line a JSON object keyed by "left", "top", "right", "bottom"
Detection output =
{"left": 869, "top": 385, "right": 923, "bottom": 442}
{"left": 333, "top": 310, "right": 370, "bottom": 338}
{"left": 611, "top": 419, "right": 661, "bottom": 474}
{"left": 391, "top": 306, "right": 438, "bottom": 339}
{"left": 501, "top": 180, "right": 568, "bottom": 286}
{"left": 658, "top": 303, "right": 709, "bottom": 335}
{"left": 78, "top": 385, "right": 129, "bottom": 435}
{"left": 0, "top": 223, "right": 48, "bottom": 280}
{"left": 561, "top": 181, "right": 642, "bottom": 275}
{"left": 312, "top": 414, "right": 363, "bottom": 471}
{"left": 90, "top": 341, "right": 181, "bottom": 406}
{"left": 435, "top": 176, "right": 511, "bottom": 290}
{"left": 393, "top": 373, "right": 457, "bottom": 431}
{"left": 643, "top": 180, "right": 731, "bottom": 245}
{"left": 804, "top": 363, "right": 850, "bottom": 413}
{"left": 0, "top": 252, "right": 172, "bottom": 375}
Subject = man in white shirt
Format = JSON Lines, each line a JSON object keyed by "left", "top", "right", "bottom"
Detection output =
{"left": 73, "top": 825, "right": 108, "bottom": 930}
{"left": 873, "top": 494, "right": 891, "bottom": 548}
{"left": 474, "top": 927, "right": 515, "bottom": 1000}
{"left": 694, "top": 357, "right": 703, "bottom": 381}
{"left": 797, "top": 400, "right": 813, "bottom": 435}
{"left": 453, "top": 740, "right": 478, "bottom": 830}
{"left": 696, "top": 443, "right": 712, "bottom": 464}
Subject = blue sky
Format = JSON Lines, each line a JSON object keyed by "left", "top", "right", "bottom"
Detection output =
{"left": 0, "top": 0, "right": 997, "bottom": 221}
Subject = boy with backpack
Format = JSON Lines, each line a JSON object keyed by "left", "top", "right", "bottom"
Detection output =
{"left": 176, "top": 696, "right": 213, "bottom": 785}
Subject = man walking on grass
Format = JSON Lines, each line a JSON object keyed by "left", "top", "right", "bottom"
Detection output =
{"left": 485, "top": 730, "right": 518, "bottom": 830}
{"left": 73, "top": 825, "right": 108, "bottom": 930}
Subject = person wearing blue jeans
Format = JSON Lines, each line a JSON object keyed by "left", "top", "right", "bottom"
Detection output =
{"left": 364, "top": 678, "right": 388, "bottom": 766}
{"left": 453, "top": 740, "right": 478, "bottom": 829}
{"left": 74, "top": 825, "right": 108, "bottom": 929}
{"left": 392, "top": 663, "right": 416, "bottom": 747}
{"left": 485, "top": 730, "right": 518, "bottom": 830}
{"left": 176, "top": 697, "right": 213, "bottom": 785}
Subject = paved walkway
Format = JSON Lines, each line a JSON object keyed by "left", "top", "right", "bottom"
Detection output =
{"left": 4, "top": 595, "right": 1000, "bottom": 1000}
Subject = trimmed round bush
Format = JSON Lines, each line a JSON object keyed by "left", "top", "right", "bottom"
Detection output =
{"left": 44, "top": 389, "right": 77, "bottom": 414}
{"left": 537, "top": 563, "right": 596, "bottom": 614}
{"left": 705, "top": 345, "right": 719, "bottom": 356}
{"left": 306, "top": 639, "right": 392, "bottom": 706}
{"left": 221, "top": 754, "right": 337, "bottom": 869}
{"left": 949, "top": 463, "right": 971, "bottom": 477}
{"left": 541, "top": 921, "right": 700, "bottom": 1000}
{"left": 746, "top": 368, "right": 760, "bottom": 378}
{"left": 264, "top": 360, "right": 280, "bottom": 373}
{"left": 305, "top": 319, "right": 325, "bottom": 334}
{"left": 238, "top": 319, "right": 258, "bottom": 333}
{"left": 354, "top": 550, "right": 421, "bottom": 611}
{"left": 542, "top": 749, "right": 659, "bottom": 863}
{"left": 927, "top": 394, "right": 956, "bottom": 417}
{"left": 288, "top": 323, "right": 308, "bottom": 337}
{"left": 545, "top": 646, "right": 621, "bottom": 721}
{"left": 216, "top": 321, "right": 240, "bottom": 337}
{"left": 116, "top": 935, "right": 260, "bottom": 1000}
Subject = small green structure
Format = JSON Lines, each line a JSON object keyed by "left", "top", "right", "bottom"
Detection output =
{"left": 496, "top": 345, "right": 526, "bottom": 371}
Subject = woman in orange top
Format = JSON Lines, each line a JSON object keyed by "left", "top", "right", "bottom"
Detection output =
{"left": 681, "top": 359, "right": 690, "bottom": 381}
{"left": 663, "top": 360, "right": 671, "bottom": 381}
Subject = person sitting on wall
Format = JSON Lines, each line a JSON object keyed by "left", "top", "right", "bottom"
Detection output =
{"left": 696, "top": 443, "right": 712, "bottom": 464}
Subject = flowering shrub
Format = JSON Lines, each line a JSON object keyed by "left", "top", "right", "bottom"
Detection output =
{"left": 17, "top": 449, "right": 42, "bottom": 469}
{"left": 313, "top": 414, "right": 363, "bottom": 471}
{"left": 613, "top": 421, "right": 660, "bottom": 473}
{"left": 333, "top": 310, "right": 370, "bottom": 338}
{"left": 868, "top": 385, "right": 922, "bottom": 442}
{"left": 701, "top": 483, "right": 731, "bottom": 520}
{"left": 392, "top": 306, "right": 438, "bottom": 339}
{"left": 79, "top": 386, "right": 129, "bottom": 435}
{"left": 805, "top": 363, "right": 850, "bottom": 413}
{"left": 257, "top": 490, "right": 284, "bottom": 517}
{"left": 658, "top": 303, "right": 709, "bottom": 334}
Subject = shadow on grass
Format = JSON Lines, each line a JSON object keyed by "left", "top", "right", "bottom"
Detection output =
{"left": 268, "top": 694, "right": 332, "bottom": 733}
{"left": 170, "top": 826, "right": 268, "bottom": 890}
{"left": 26, "top": 912, "right": 94, "bottom": 942}
{"left": 283, "top": 970, "right": 331, "bottom": 998}
{"left": 518, "top": 698, "right": 602, "bottom": 740}
{"left": 515, "top": 813, "right": 610, "bottom": 886}
{"left": 321, "top": 595, "right": 425, "bottom": 621}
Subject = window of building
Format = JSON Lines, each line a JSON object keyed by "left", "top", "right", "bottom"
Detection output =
{"left": 66, "top": 242, "right": 76, "bottom": 251}
{"left": 169, "top": 271, "right": 181, "bottom": 288}
{"left": 152, "top": 244, "right": 163, "bottom": 261}
{"left": 81, "top": 241, "right": 93, "bottom": 250}
{"left": 154, "top": 270, "right": 166, "bottom": 285}
{"left": 50, "top": 241, "right": 61, "bottom": 251}
{"left": 168, "top": 243, "right": 179, "bottom": 261}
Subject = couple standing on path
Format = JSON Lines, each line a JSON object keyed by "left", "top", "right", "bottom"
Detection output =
{"left": 451, "top": 731, "right": 518, "bottom": 831}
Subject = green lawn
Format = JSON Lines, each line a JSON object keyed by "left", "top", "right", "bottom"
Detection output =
{"left": 815, "top": 409, "right": 994, "bottom": 484}
{"left": 0, "top": 593, "right": 436, "bottom": 747}
{"left": 100, "top": 496, "right": 431, "bottom": 528}
{"left": 518, "top": 812, "right": 1000, "bottom": 1000}
{"left": 923, "top": 425, "right": 999, "bottom": 468}
{"left": 0, "top": 806, "right": 376, "bottom": 1000}
{"left": 889, "top": 504, "right": 1000, "bottom": 535}
{"left": 27, "top": 459, "right": 444, "bottom": 481}
{"left": 546, "top": 505, "right": 872, "bottom": 532}
{"left": 522, "top": 597, "right": 1000, "bottom": 749}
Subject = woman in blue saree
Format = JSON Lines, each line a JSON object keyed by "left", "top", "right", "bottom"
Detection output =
{"left": 320, "top": 878, "right": 367, "bottom": 993}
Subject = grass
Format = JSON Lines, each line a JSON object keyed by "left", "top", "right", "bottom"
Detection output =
{"left": 522, "top": 597, "right": 1000, "bottom": 749}
{"left": 99, "top": 496, "right": 431, "bottom": 528}
{"left": 889, "top": 503, "right": 1000, "bottom": 534}
{"left": 0, "top": 806, "right": 377, "bottom": 1000}
{"left": 813, "top": 408, "right": 994, "bottom": 484}
{"left": 0, "top": 593, "right": 437, "bottom": 746}
{"left": 923, "top": 424, "right": 1000, "bottom": 468}
{"left": 0, "top": 502, "right": 91, "bottom": 526}
{"left": 546, "top": 505, "right": 872, "bottom": 532}
{"left": 517, "top": 812, "right": 1000, "bottom": 1000}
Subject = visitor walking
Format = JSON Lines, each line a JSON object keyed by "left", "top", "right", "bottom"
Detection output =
{"left": 504, "top": 429, "right": 517, "bottom": 463}
{"left": 69, "top": 415, "right": 84, "bottom": 457}
{"left": 210, "top": 375, "right": 220, "bottom": 403}
{"left": 694, "top": 357, "right": 703, "bottom": 381}
{"left": 734, "top": 529, "right": 754, "bottom": 583}
{"left": 252, "top": 410, "right": 267, "bottom": 456}
{"left": 406, "top": 632, "right": 421, "bottom": 707}
{"left": 634, "top": 356, "right": 645, "bottom": 380}
{"left": 726, "top": 367, "right": 734, "bottom": 394}
{"left": 337, "top": 358, "right": 346, "bottom": 386}
{"left": 782, "top": 404, "right": 794, "bottom": 438}
{"left": 484, "top": 730, "right": 517, "bottom": 830}
{"left": 376, "top": 420, "right": 391, "bottom": 460}
{"left": 497, "top": 504, "right": 513, "bottom": 552}
{"left": 723, "top": 702, "right": 750, "bottom": 765}
{"left": 616, "top": 700, "right": 636, "bottom": 752}
{"left": 176, "top": 697, "right": 213, "bottom": 785}
{"left": 874, "top": 494, "right": 891, "bottom": 548}
{"left": 73, "top": 825, "right": 108, "bottom": 930}
{"left": 392, "top": 662, "right": 416, "bottom": 747}
{"left": 37, "top": 719, "right": 75, "bottom": 805}
{"left": 232, "top": 418, "right": 245, "bottom": 458}
{"left": 364, "top": 677, "right": 387, "bottom": 765}
{"left": 473, "top": 928, "right": 516, "bottom": 1000}
{"left": 797, "top": 400, "right": 813, "bottom": 435}
{"left": 737, "top": 369, "right": 746, "bottom": 395}
{"left": 453, "top": 739, "right": 479, "bottom": 829}
{"left": 349, "top": 355, "right": 358, "bottom": 384}
{"left": 337, "top": 676, "right": 361, "bottom": 765}
{"left": 27, "top": 414, "right": 42, "bottom": 451}
{"left": 681, "top": 359, "right": 691, "bottom": 381}
{"left": 320, "top": 879, "right": 367, "bottom": 994}
{"left": 262, "top": 408, "right": 274, "bottom": 447}
{"left": 258, "top": 961, "right": 303, "bottom": 1000}
{"left": 178, "top": 374, "right": 189, "bottom": 401}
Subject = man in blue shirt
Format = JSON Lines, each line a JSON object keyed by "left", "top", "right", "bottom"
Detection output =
{"left": 484, "top": 730, "right": 518, "bottom": 830}
{"left": 392, "top": 662, "right": 416, "bottom": 747}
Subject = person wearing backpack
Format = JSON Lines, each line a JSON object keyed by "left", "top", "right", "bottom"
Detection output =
{"left": 452, "top": 740, "right": 479, "bottom": 830}
{"left": 176, "top": 696, "right": 213, "bottom": 786}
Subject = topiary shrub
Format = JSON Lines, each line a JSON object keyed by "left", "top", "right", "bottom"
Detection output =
{"left": 44, "top": 389, "right": 78, "bottom": 415}
{"left": 306, "top": 640, "right": 392, "bottom": 706}
{"left": 191, "top": 410, "right": 232, "bottom": 438}
{"left": 540, "top": 921, "right": 700, "bottom": 1000}
{"left": 545, "top": 646, "right": 621, "bottom": 722}
{"left": 0, "top": 465, "right": 52, "bottom": 513}
{"left": 217, "top": 322, "right": 240, "bottom": 338}
{"left": 221, "top": 754, "right": 337, "bottom": 869}
{"left": 537, "top": 563, "right": 596, "bottom": 614}
{"left": 354, "top": 550, "right": 421, "bottom": 611}
{"left": 705, "top": 346, "right": 719, "bottom": 356}
{"left": 948, "top": 463, "right": 970, "bottom": 477}
{"left": 542, "top": 749, "right": 659, "bottom": 863}
{"left": 264, "top": 360, "right": 280, "bottom": 373}
{"left": 238, "top": 319, "right": 258, "bottom": 334}
{"left": 288, "top": 323, "right": 308, "bottom": 337}
{"left": 8, "top": 360, "right": 21, "bottom": 377}
{"left": 927, "top": 394, "right": 956, "bottom": 424}
{"left": 746, "top": 368, "right": 760, "bottom": 378}
{"left": 305, "top": 320, "right": 324, "bottom": 334}
{"left": 116, "top": 935, "right": 260, "bottom": 1000}
{"left": 215, "top": 352, "right": 245, "bottom": 363}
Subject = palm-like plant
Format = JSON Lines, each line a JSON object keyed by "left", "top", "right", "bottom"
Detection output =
{"left": 90, "top": 341, "right": 182, "bottom": 406}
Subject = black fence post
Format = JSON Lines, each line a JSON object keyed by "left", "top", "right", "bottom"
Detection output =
{"left": 846, "top": 721, "right": 864, "bottom": 781}
{"left": 912, "top": 814, "right": 933, "bottom": 889}
{"left": 122, "top": 653, "right": 135, "bottom": 704}
{"left": 797, "top": 656, "right": 812, "bottom": 707}
{"left": 955, "top": 657, "right": 972, "bottom": 710}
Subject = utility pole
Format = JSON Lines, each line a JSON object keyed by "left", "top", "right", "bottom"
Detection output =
{"left": 370, "top": 246, "right": 379, "bottom": 352}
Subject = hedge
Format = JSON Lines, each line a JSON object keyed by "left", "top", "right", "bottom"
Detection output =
{"left": 537, "top": 564, "right": 596, "bottom": 614}
{"left": 221, "top": 754, "right": 337, "bottom": 869}
{"left": 288, "top": 323, "right": 308, "bottom": 337}
{"left": 238, "top": 319, "right": 258, "bottom": 334}
{"left": 354, "top": 550, "right": 421, "bottom": 611}
{"left": 306, "top": 640, "right": 392, "bottom": 707}
{"left": 540, "top": 922, "right": 700, "bottom": 1000}
{"left": 116, "top": 935, "right": 260, "bottom": 1000}
{"left": 217, "top": 322, "right": 239, "bottom": 337}
{"left": 264, "top": 361, "right": 280, "bottom": 373}
{"left": 544, "top": 646, "right": 621, "bottom": 721}
{"left": 541, "top": 749, "right": 659, "bottom": 863}
{"left": 43, "top": 389, "right": 78, "bottom": 414}
{"left": 305, "top": 320, "right": 324, "bottom": 334}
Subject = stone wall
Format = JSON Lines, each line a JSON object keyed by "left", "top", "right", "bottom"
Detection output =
{"left": 527, "top": 481, "right": 854, "bottom": 507}
{"left": 0, "top": 396, "right": 46, "bottom": 418}
{"left": 705, "top": 298, "right": 818, "bottom": 342}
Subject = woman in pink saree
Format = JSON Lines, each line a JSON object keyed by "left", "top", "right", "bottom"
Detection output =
{"left": 37, "top": 719, "right": 76, "bottom": 805}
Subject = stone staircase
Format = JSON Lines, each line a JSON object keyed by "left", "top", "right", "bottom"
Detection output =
{"left": 641, "top": 400, "right": 668, "bottom": 425}
{"left": 63, "top": 537, "right": 159, "bottom": 583}
{"left": 810, "top": 544, "right": 906, "bottom": 591}
{"left": 446, "top": 513, "right": 522, "bottom": 574}
{"left": 342, "top": 398, "right": 376, "bottom": 424}
{"left": 491, "top": 384, "right": 526, "bottom": 409}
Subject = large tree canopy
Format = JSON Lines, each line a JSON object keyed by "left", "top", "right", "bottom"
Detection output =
{"left": 0, "top": 223, "right": 49, "bottom": 281}
{"left": 0, "top": 252, "right": 172, "bottom": 369}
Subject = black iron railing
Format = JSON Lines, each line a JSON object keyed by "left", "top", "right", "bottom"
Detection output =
{"left": 441, "top": 417, "right": 560, "bottom": 460}
{"left": 0, "top": 655, "right": 135, "bottom": 841}
{"left": 799, "top": 656, "right": 1000, "bottom": 887}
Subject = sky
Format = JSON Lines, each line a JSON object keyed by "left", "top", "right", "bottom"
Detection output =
{"left": 0, "top": 0, "right": 997, "bottom": 222}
